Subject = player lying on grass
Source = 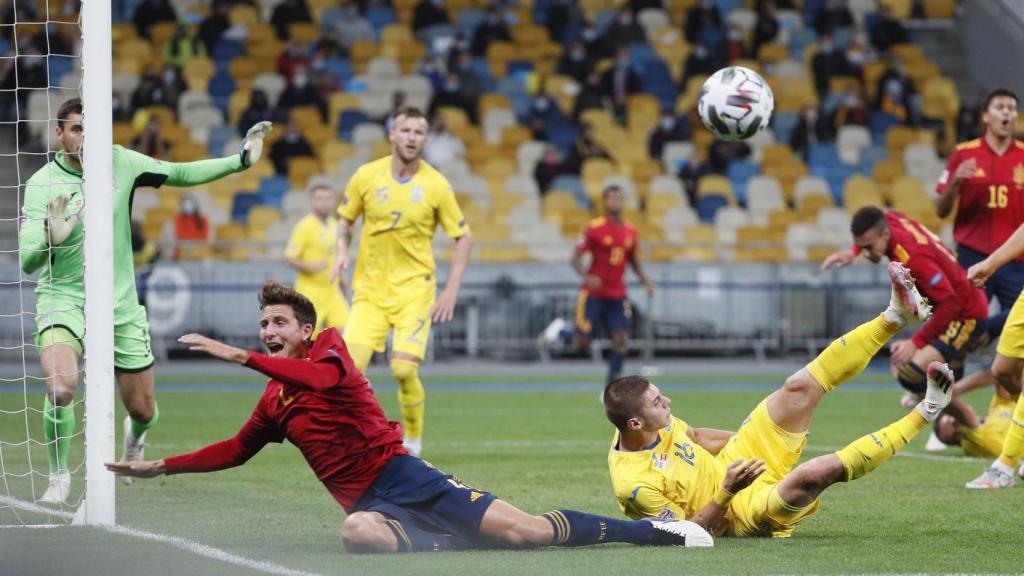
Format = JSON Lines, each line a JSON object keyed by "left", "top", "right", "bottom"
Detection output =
{"left": 604, "top": 262, "right": 954, "bottom": 537}
{"left": 932, "top": 369, "right": 1023, "bottom": 473}
{"left": 107, "top": 281, "right": 714, "bottom": 551}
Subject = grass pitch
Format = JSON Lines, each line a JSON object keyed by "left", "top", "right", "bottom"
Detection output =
{"left": 1, "top": 367, "right": 1021, "bottom": 575}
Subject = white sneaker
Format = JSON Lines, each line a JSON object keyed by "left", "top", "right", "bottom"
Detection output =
{"left": 542, "top": 318, "right": 567, "bottom": 344}
{"left": 120, "top": 416, "right": 146, "bottom": 486}
{"left": 648, "top": 519, "right": 714, "bottom": 548}
{"left": 403, "top": 437, "right": 422, "bottom": 458}
{"left": 885, "top": 262, "right": 932, "bottom": 325}
{"left": 918, "top": 362, "right": 953, "bottom": 422}
{"left": 924, "top": 430, "right": 948, "bottom": 452}
{"left": 965, "top": 466, "right": 1015, "bottom": 490}
{"left": 39, "top": 471, "right": 71, "bottom": 504}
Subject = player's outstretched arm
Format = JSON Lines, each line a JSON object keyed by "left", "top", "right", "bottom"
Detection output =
{"left": 179, "top": 333, "right": 250, "bottom": 364}
{"left": 106, "top": 459, "right": 166, "bottom": 478}
{"left": 431, "top": 233, "right": 471, "bottom": 323}
{"left": 820, "top": 249, "right": 856, "bottom": 271}
{"left": 968, "top": 220, "right": 1024, "bottom": 286}
{"left": 691, "top": 458, "right": 765, "bottom": 532}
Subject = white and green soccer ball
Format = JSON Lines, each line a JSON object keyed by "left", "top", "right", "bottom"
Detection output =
{"left": 697, "top": 66, "right": 774, "bottom": 141}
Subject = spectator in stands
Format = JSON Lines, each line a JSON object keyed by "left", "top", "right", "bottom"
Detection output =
{"left": 277, "top": 64, "right": 328, "bottom": 122}
{"left": 684, "top": 0, "right": 725, "bottom": 55}
{"left": 545, "top": 0, "right": 581, "bottom": 46}
{"left": 130, "top": 65, "right": 185, "bottom": 111}
{"left": 174, "top": 193, "right": 210, "bottom": 260}
{"left": 309, "top": 49, "right": 341, "bottom": 95}
{"left": 132, "top": 117, "right": 172, "bottom": 160}
{"left": 270, "top": 121, "right": 316, "bottom": 175}
{"left": 277, "top": 40, "right": 309, "bottom": 83}
{"left": 681, "top": 41, "right": 721, "bottom": 89}
{"left": 571, "top": 72, "right": 608, "bottom": 123}
{"left": 558, "top": 40, "right": 595, "bottom": 83}
{"left": 529, "top": 92, "right": 565, "bottom": 129}
{"left": 870, "top": 5, "right": 909, "bottom": 53}
{"left": 602, "top": 46, "right": 641, "bottom": 122}
{"left": 326, "top": 4, "right": 374, "bottom": 50}
{"left": 843, "top": 28, "right": 874, "bottom": 78}
{"left": 271, "top": 0, "right": 313, "bottom": 40}
{"left": 423, "top": 116, "right": 466, "bottom": 166}
{"left": 874, "top": 57, "right": 917, "bottom": 125}
{"left": 677, "top": 149, "right": 711, "bottom": 208}
{"left": 454, "top": 50, "right": 487, "bottom": 107}
{"left": 0, "top": 39, "right": 46, "bottom": 120}
{"left": 112, "top": 90, "right": 131, "bottom": 123}
{"left": 132, "top": 0, "right": 176, "bottom": 39}
{"left": 471, "top": 6, "right": 512, "bottom": 56}
{"left": 562, "top": 123, "right": 612, "bottom": 176}
{"left": 198, "top": 0, "right": 231, "bottom": 54}
{"left": 579, "top": 19, "right": 607, "bottom": 60}
{"left": 956, "top": 104, "right": 980, "bottom": 143}
{"left": 163, "top": 23, "right": 207, "bottom": 69}
{"left": 648, "top": 111, "right": 690, "bottom": 162}
{"left": 606, "top": 7, "right": 646, "bottom": 47}
{"left": 811, "top": 33, "right": 849, "bottom": 100}
{"left": 831, "top": 88, "right": 869, "bottom": 131}
{"left": 528, "top": 116, "right": 549, "bottom": 142}
{"left": 790, "top": 104, "right": 833, "bottom": 161}
{"left": 158, "top": 63, "right": 187, "bottom": 110}
{"left": 534, "top": 146, "right": 562, "bottom": 195}
{"left": 445, "top": 32, "right": 474, "bottom": 71}
{"left": 412, "top": 0, "right": 450, "bottom": 36}
{"left": 813, "top": 0, "right": 853, "bottom": 36}
{"left": 630, "top": 0, "right": 663, "bottom": 13}
{"left": 429, "top": 73, "right": 477, "bottom": 123}
{"left": 725, "top": 24, "right": 748, "bottom": 61}
{"left": 238, "top": 89, "right": 277, "bottom": 137}
{"left": 752, "top": 0, "right": 780, "bottom": 54}
{"left": 709, "top": 139, "right": 751, "bottom": 174}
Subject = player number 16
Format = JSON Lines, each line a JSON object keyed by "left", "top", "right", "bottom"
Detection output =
{"left": 988, "top": 185, "right": 1008, "bottom": 209}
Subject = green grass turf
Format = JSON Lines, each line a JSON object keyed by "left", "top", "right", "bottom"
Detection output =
{"left": 1, "top": 378, "right": 1022, "bottom": 575}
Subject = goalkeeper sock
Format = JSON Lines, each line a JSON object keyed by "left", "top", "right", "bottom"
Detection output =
{"left": 807, "top": 313, "right": 901, "bottom": 393}
{"left": 996, "top": 394, "right": 1024, "bottom": 469}
{"left": 130, "top": 402, "right": 159, "bottom": 439}
{"left": 382, "top": 518, "right": 472, "bottom": 552}
{"left": 43, "top": 397, "right": 76, "bottom": 474}
{"left": 542, "top": 509, "right": 654, "bottom": 546}
{"left": 391, "top": 359, "right": 424, "bottom": 440}
{"left": 835, "top": 409, "right": 927, "bottom": 481}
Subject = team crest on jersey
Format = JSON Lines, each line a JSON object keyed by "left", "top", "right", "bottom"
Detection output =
{"left": 375, "top": 186, "right": 389, "bottom": 202}
{"left": 410, "top": 185, "right": 424, "bottom": 203}
{"left": 656, "top": 508, "right": 678, "bottom": 521}
{"left": 1014, "top": 164, "right": 1024, "bottom": 189}
{"left": 603, "top": 235, "right": 613, "bottom": 245}
{"left": 652, "top": 452, "right": 670, "bottom": 470}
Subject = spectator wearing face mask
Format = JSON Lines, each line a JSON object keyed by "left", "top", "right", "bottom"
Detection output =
{"left": 602, "top": 46, "right": 641, "bottom": 121}
{"left": 562, "top": 123, "right": 613, "bottom": 176}
{"left": 572, "top": 72, "right": 608, "bottom": 124}
{"left": 875, "top": 57, "right": 917, "bottom": 124}
{"left": 684, "top": 0, "right": 725, "bottom": 55}
{"left": 831, "top": 88, "right": 869, "bottom": 131}
{"left": 545, "top": 0, "right": 581, "bottom": 46}
{"left": 454, "top": 50, "right": 487, "bottom": 105}
{"left": 429, "top": 73, "right": 477, "bottom": 123}
{"left": 238, "top": 89, "right": 278, "bottom": 137}
{"left": 790, "top": 105, "right": 832, "bottom": 161}
{"left": 413, "top": 0, "right": 450, "bottom": 36}
{"left": 578, "top": 19, "right": 608, "bottom": 59}
{"left": 648, "top": 112, "right": 690, "bottom": 161}
{"left": 271, "top": 0, "right": 313, "bottom": 40}
{"left": 870, "top": 5, "right": 909, "bottom": 53}
{"left": 132, "top": 0, "right": 176, "bottom": 39}
{"left": 277, "top": 40, "right": 309, "bottom": 83}
{"left": 606, "top": 7, "right": 646, "bottom": 48}
{"left": 681, "top": 41, "right": 722, "bottom": 89}
{"left": 471, "top": 7, "right": 513, "bottom": 57}
{"left": 811, "top": 33, "right": 850, "bottom": 100}
{"left": 752, "top": 0, "right": 780, "bottom": 54}
{"left": 199, "top": 1, "right": 231, "bottom": 54}
{"left": 270, "top": 121, "right": 316, "bottom": 175}
{"left": 529, "top": 92, "right": 566, "bottom": 129}
{"left": 174, "top": 194, "right": 209, "bottom": 260}
{"left": 725, "top": 24, "right": 748, "bottom": 61}
{"left": 277, "top": 64, "right": 328, "bottom": 123}
{"left": 558, "top": 40, "right": 595, "bottom": 83}
{"left": 309, "top": 49, "right": 341, "bottom": 95}
{"left": 814, "top": 0, "right": 853, "bottom": 37}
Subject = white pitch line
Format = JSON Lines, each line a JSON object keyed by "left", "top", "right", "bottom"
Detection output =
{"left": 1, "top": 494, "right": 326, "bottom": 576}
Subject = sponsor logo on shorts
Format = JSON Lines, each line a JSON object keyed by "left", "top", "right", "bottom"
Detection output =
{"left": 470, "top": 491, "right": 485, "bottom": 503}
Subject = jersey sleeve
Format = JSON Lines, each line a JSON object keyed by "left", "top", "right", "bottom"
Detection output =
{"left": 620, "top": 483, "right": 689, "bottom": 522}
{"left": 18, "top": 176, "right": 52, "bottom": 274}
{"left": 337, "top": 168, "right": 365, "bottom": 222}
{"left": 935, "top": 148, "right": 960, "bottom": 195}
{"left": 436, "top": 179, "right": 470, "bottom": 238}
{"left": 284, "top": 221, "right": 306, "bottom": 260}
{"left": 118, "top": 146, "right": 244, "bottom": 189}
{"left": 244, "top": 352, "right": 344, "bottom": 391}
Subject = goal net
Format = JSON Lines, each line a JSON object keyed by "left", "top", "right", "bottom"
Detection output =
{"left": 0, "top": 0, "right": 114, "bottom": 526}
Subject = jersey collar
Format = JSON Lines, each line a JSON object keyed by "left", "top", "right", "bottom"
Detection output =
{"left": 54, "top": 151, "right": 82, "bottom": 177}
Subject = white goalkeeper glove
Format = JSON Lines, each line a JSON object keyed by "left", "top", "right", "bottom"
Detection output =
{"left": 240, "top": 121, "right": 273, "bottom": 167}
{"left": 45, "top": 194, "right": 81, "bottom": 246}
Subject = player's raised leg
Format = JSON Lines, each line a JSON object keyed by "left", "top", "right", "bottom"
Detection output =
{"left": 770, "top": 361, "right": 954, "bottom": 518}
{"left": 37, "top": 329, "right": 81, "bottom": 504}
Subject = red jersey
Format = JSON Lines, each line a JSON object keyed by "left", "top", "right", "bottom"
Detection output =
{"left": 937, "top": 138, "right": 1024, "bottom": 260}
{"left": 575, "top": 217, "right": 638, "bottom": 300}
{"left": 882, "top": 211, "right": 989, "bottom": 348}
{"left": 163, "top": 329, "right": 406, "bottom": 512}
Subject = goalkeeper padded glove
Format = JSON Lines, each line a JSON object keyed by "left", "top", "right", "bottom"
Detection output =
{"left": 45, "top": 194, "right": 81, "bottom": 246}
{"left": 240, "top": 121, "right": 273, "bottom": 167}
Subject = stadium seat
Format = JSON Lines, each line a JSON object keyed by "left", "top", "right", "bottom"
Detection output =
{"left": 843, "top": 174, "right": 884, "bottom": 213}
{"left": 696, "top": 195, "right": 730, "bottom": 225}
{"left": 337, "top": 110, "right": 370, "bottom": 142}
{"left": 258, "top": 176, "right": 291, "bottom": 209}
{"left": 230, "top": 192, "right": 263, "bottom": 224}
{"left": 746, "top": 176, "right": 786, "bottom": 222}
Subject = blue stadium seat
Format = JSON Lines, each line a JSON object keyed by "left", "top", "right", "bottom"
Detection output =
{"left": 551, "top": 175, "right": 590, "bottom": 208}
{"left": 509, "top": 92, "right": 533, "bottom": 120}
{"left": 507, "top": 60, "right": 535, "bottom": 77}
{"left": 697, "top": 195, "right": 729, "bottom": 223}
{"left": 831, "top": 26, "right": 853, "bottom": 50}
{"left": 338, "top": 110, "right": 369, "bottom": 141}
{"left": 47, "top": 55, "right": 74, "bottom": 87}
{"left": 324, "top": 58, "right": 352, "bottom": 85}
{"left": 812, "top": 163, "right": 857, "bottom": 203}
{"left": 869, "top": 113, "right": 901, "bottom": 144}
{"left": 593, "top": 10, "right": 617, "bottom": 33}
{"left": 716, "top": 0, "right": 744, "bottom": 13}
{"left": 787, "top": 28, "right": 818, "bottom": 59}
{"left": 457, "top": 9, "right": 485, "bottom": 35}
{"left": 808, "top": 143, "right": 841, "bottom": 172}
{"left": 471, "top": 58, "right": 496, "bottom": 92}
{"left": 231, "top": 192, "right": 263, "bottom": 224}
{"left": 207, "top": 72, "right": 236, "bottom": 114}
{"left": 802, "top": 0, "right": 826, "bottom": 26}
{"left": 211, "top": 39, "right": 246, "bottom": 63}
{"left": 726, "top": 161, "right": 760, "bottom": 204}
{"left": 259, "top": 176, "right": 291, "bottom": 209}
{"left": 547, "top": 124, "right": 578, "bottom": 155}
{"left": 629, "top": 43, "right": 657, "bottom": 67}
{"left": 771, "top": 112, "right": 800, "bottom": 144}
{"left": 206, "top": 125, "right": 236, "bottom": 157}
{"left": 639, "top": 59, "right": 676, "bottom": 111}
{"left": 365, "top": 8, "right": 397, "bottom": 37}
{"left": 857, "top": 145, "right": 889, "bottom": 174}
{"left": 532, "top": 0, "right": 552, "bottom": 24}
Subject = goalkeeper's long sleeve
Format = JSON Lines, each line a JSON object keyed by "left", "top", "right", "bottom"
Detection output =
{"left": 244, "top": 352, "right": 344, "bottom": 392}
{"left": 119, "top": 146, "right": 245, "bottom": 189}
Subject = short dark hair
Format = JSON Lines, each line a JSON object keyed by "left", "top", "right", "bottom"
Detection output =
{"left": 603, "top": 376, "right": 652, "bottom": 431}
{"left": 982, "top": 87, "right": 1018, "bottom": 112}
{"left": 392, "top": 104, "right": 427, "bottom": 123}
{"left": 258, "top": 280, "right": 317, "bottom": 330}
{"left": 850, "top": 206, "right": 887, "bottom": 237}
{"left": 57, "top": 98, "right": 82, "bottom": 130}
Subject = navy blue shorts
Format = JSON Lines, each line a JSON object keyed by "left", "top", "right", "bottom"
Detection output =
{"left": 353, "top": 455, "right": 497, "bottom": 547}
{"left": 931, "top": 317, "right": 988, "bottom": 361}
{"left": 575, "top": 292, "right": 632, "bottom": 337}
{"left": 958, "top": 244, "right": 1024, "bottom": 310}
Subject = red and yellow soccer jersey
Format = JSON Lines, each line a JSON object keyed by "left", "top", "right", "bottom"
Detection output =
{"left": 937, "top": 138, "right": 1024, "bottom": 260}
{"left": 884, "top": 211, "right": 989, "bottom": 348}
{"left": 575, "top": 217, "right": 638, "bottom": 300}
{"left": 163, "top": 329, "right": 406, "bottom": 512}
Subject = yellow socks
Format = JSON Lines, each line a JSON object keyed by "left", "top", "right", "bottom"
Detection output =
{"left": 836, "top": 410, "right": 927, "bottom": 481}
{"left": 807, "top": 314, "right": 902, "bottom": 393}
{"left": 391, "top": 359, "right": 424, "bottom": 440}
{"left": 996, "top": 394, "right": 1024, "bottom": 469}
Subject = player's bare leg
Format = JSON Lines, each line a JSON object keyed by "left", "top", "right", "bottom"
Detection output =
{"left": 991, "top": 353, "right": 1024, "bottom": 396}
{"left": 39, "top": 340, "right": 80, "bottom": 503}
{"left": 392, "top": 351, "right": 425, "bottom": 457}
{"left": 340, "top": 511, "right": 399, "bottom": 553}
{"left": 116, "top": 368, "right": 158, "bottom": 485}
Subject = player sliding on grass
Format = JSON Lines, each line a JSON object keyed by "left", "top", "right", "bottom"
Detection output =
{"left": 107, "top": 281, "right": 714, "bottom": 552}
{"left": 19, "top": 97, "right": 272, "bottom": 503}
{"left": 604, "top": 262, "right": 954, "bottom": 537}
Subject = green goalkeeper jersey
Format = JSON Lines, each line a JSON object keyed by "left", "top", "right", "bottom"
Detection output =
{"left": 19, "top": 146, "right": 245, "bottom": 318}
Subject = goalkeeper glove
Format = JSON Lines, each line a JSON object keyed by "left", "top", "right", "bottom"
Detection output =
{"left": 240, "top": 121, "right": 273, "bottom": 167}
{"left": 45, "top": 194, "right": 81, "bottom": 246}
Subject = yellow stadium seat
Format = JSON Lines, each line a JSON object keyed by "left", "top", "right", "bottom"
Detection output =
{"left": 228, "top": 89, "right": 252, "bottom": 125}
{"left": 289, "top": 23, "right": 319, "bottom": 44}
{"left": 479, "top": 93, "right": 512, "bottom": 116}
{"left": 183, "top": 57, "right": 215, "bottom": 90}
{"left": 798, "top": 193, "right": 833, "bottom": 219}
{"left": 228, "top": 58, "right": 262, "bottom": 85}
{"left": 543, "top": 191, "right": 580, "bottom": 225}
{"left": 872, "top": 158, "right": 904, "bottom": 201}
{"left": 381, "top": 24, "right": 414, "bottom": 46}
{"left": 862, "top": 61, "right": 889, "bottom": 99}
{"left": 760, "top": 143, "right": 796, "bottom": 168}
{"left": 248, "top": 205, "right": 282, "bottom": 234}
{"left": 113, "top": 122, "right": 136, "bottom": 146}
{"left": 290, "top": 106, "right": 325, "bottom": 131}
{"left": 696, "top": 175, "right": 736, "bottom": 204}
{"left": 287, "top": 156, "right": 321, "bottom": 189}
{"left": 215, "top": 222, "right": 250, "bottom": 261}
{"left": 437, "top": 107, "right": 470, "bottom": 131}
{"left": 149, "top": 22, "right": 177, "bottom": 50}
{"left": 561, "top": 208, "right": 595, "bottom": 237}
{"left": 890, "top": 176, "right": 929, "bottom": 211}
{"left": 349, "top": 42, "right": 380, "bottom": 74}
{"left": 758, "top": 43, "right": 789, "bottom": 64}
{"left": 733, "top": 247, "right": 789, "bottom": 263}
{"left": 480, "top": 158, "right": 516, "bottom": 182}
{"left": 923, "top": 0, "right": 956, "bottom": 18}
{"left": 500, "top": 125, "right": 533, "bottom": 151}
{"left": 229, "top": 5, "right": 259, "bottom": 26}
{"left": 767, "top": 207, "right": 800, "bottom": 231}
{"left": 581, "top": 158, "right": 615, "bottom": 183}
{"left": 675, "top": 75, "right": 709, "bottom": 113}
{"left": 763, "top": 161, "right": 808, "bottom": 200}
{"left": 843, "top": 175, "right": 885, "bottom": 212}
{"left": 880, "top": 0, "right": 913, "bottom": 19}
{"left": 885, "top": 126, "right": 918, "bottom": 153}
{"left": 319, "top": 141, "right": 354, "bottom": 172}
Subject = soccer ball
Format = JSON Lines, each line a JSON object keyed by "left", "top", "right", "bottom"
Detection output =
{"left": 697, "top": 66, "right": 774, "bottom": 141}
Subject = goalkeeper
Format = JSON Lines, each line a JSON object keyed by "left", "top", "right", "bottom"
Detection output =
{"left": 18, "top": 98, "right": 272, "bottom": 503}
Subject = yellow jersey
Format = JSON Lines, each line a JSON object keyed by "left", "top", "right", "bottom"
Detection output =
{"left": 608, "top": 416, "right": 726, "bottom": 525}
{"left": 338, "top": 156, "right": 469, "bottom": 301}
{"left": 285, "top": 214, "right": 338, "bottom": 294}
{"left": 961, "top": 394, "right": 1016, "bottom": 458}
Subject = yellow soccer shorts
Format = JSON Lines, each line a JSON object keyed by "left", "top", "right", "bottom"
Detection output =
{"left": 344, "top": 283, "right": 435, "bottom": 360}
{"left": 717, "top": 399, "right": 819, "bottom": 537}
{"left": 296, "top": 283, "right": 350, "bottom": 332}
{"left": 997, "top": 294, "right": 1024, "bottom": 359}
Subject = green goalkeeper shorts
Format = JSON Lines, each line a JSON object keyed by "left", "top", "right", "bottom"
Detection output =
{"left": 35, "top": 302, "right": 154, "bottom": 372}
